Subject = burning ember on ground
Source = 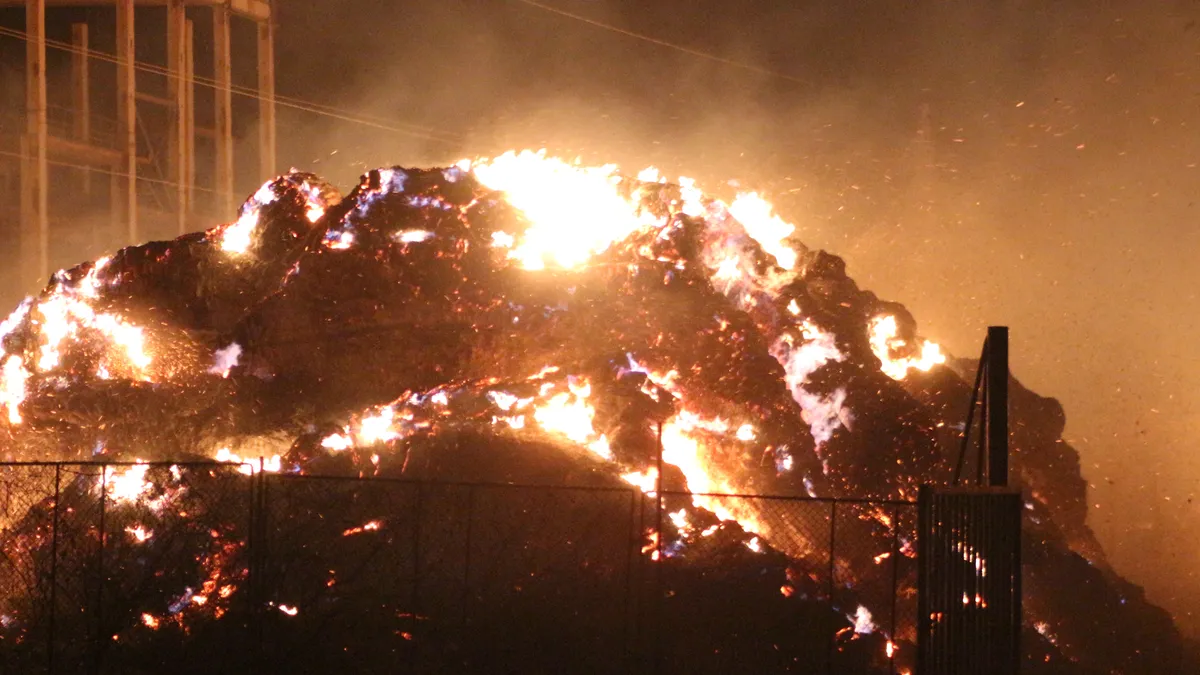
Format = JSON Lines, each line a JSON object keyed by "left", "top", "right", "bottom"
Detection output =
{"left": 0, "top": 149, "right": 1186, "bottom": 674}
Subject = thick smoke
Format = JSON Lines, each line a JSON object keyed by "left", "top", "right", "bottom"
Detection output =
{"left": 1, "top": 0, "right": 1197, "bottom": 637}
{"left": 270, "top": 0, "right": 1200, "bottom": 636}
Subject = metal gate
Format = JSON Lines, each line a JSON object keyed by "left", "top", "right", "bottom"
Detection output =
{"left": 916, "top": 486, "right": 1022, "bottom": 675}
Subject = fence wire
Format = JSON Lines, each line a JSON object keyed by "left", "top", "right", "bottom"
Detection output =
{"left": 0, "top": 464, "right": 915, "bottom": 675}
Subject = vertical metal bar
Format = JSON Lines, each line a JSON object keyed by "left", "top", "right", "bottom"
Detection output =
{"left": 986, "top": 327, "right": 1010, "bottom": 487}
{"left": 213, "top": 3, "right": 235, "bottom": 215}
{"left": 48, "top": 463, "right": 60, "bottom": 675}
{"left": 116, "top": 0, "right": 138, "bottom": 244}
{"left": 977, "top": 369, "right": 988, "bottom": 487}
{"left": 257, "top": 5, "right": 277, "bottom": 179}
{"left": 249, "top": 462, "right": 263, "bottom": 670}
{"left": 972, "top": 496, "right": 982, "bottom": 673}
{"left": 635, "top": 489, "right": 645, "bottom": 670}
{"left": 410, "top": 482, "right": 422, "bottom": 673}
{"left": 461, "top": 485, "right": 474, "bottom": 628}
{"left": 1012, "top": 495, "right": 1022, "bottom": 674}
{"left": 953, "top": 338, "right": 989, "bottom": 485}
{"left": 92, "top": 464, "right": 107, "bottom": 675}
{"left": 889, "top": 504, "right": 900, "bottom": 675}
{"left": 621, "top": 489, "right": 635, "bottom": 675}
{"left": 24, "top": 0, "right": 49, "bottom": 286}
{"left": 654, "top": 422, "right": 664, "bottom": 675}
{"left": 826, "top": 500, "right": 837, "bottom": 675}
{"left": 916, "top": 489, "right": 928, "bottom": 673}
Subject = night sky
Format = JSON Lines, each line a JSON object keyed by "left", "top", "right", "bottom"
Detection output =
{"left": 5, "top": 0, "right": 1200, "bottom": 636}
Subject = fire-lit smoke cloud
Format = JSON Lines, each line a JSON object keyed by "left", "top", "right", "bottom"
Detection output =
{"left": 0, "top": 149, "right": 1191, "bottom": 671}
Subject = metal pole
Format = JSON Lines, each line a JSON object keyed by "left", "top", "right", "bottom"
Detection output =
{"left": 952, "top": 338, "right": 989, "bottom": 486}
{"left": 48, "top": 463, "right": 60, "bottom": 675}
{"left": 249, "top": 459, "right": 264, "bottom": 669}
{"left": 410, "top": 483, "right": 422, "bottom": 672}
{"left": 986, "top": 327, "right": 1010, "bottom": 487}
{"left": 621, "top": 489, "right": 635, "bottom": 674}
{"left": 977, "top": 369, "right": 988, "bottom": 488}
{"left": 827, "top": 500, "right": 837, "bottom": 675}
{"left": 889, "top": 505, "right": 900, "bottom": 675}
{"left": 93, "top": 464, "right": 107, "bottom": 675}
{"left": 654, "top": 421, "right": 664, "bottom": 675}
{"left": 461, "top": 485, "right": 474, "bottom": 628}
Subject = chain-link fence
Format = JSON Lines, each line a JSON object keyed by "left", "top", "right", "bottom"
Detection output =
{"left": 0, "top": 462, "right": 255, "bottom": 674}
{"left": 0, "top": 463, "right": 916, "bottom": 675}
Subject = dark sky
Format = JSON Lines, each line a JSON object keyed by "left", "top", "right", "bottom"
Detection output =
{"left": 268, "top": 0, "right": 1200, "bottom": 633}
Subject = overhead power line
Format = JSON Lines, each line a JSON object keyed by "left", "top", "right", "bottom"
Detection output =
{"left": 511, "top": 0, "right": 807, "bottom": 85}
{"left": 0, "top": 25, "right": 463, "bottom": 145}
{"left": 0, "top": 148, "right": 217, "bottom": 194}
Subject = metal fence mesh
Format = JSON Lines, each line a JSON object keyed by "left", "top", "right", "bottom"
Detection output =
{"left": 0, "top": 464, "right": 915, "bottom": 675}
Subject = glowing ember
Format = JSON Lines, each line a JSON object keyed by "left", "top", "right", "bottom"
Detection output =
{"left": 126, "top": 525, "right": 153, "bottom": 543}
{"left": 342, "top": 520, "right": 383, "bottom": 537}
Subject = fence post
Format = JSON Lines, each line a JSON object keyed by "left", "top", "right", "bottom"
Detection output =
{"left": 248, "top": 462, "right": 261, "bottom": 671}
{"left": 889, "top": 504, "right": 901, "bottom": 675}
{"left": 461, "top": 485, "right": 474, "bottom": 628}
{"left": 92, "top": 464, "right": 108, "bottom": 675}
{"left": 654, "top": 422, "right": 664, "bottom": 675}
{"left": 621, "top": 489, "right": 635, "bottom": 675}
{"left": 826, "top": 500, "right": 837, "bottom": 675}
{"left": 410, "top": 482, "right": 422, "bottom": 673}
{"left": 48, "top": 463, "right": 60, "bottom": 675}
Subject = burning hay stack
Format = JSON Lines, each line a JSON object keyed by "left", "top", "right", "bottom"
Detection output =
{"left": 0, "top": 151, "right": 1192, "bottom": 673}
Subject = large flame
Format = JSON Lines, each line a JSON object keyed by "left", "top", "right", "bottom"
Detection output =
{"left": 869, "top": 315, "right": 947, "bottom": 381}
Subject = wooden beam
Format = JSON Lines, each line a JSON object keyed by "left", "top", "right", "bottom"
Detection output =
{"left": 23, "top": 0, "right": 48, "bottom": 286}
{"left": 185, "top": 19, "right": 196, "bottom": 216}
{"left": 0, "top": 0, "right": 271, "bottom": 20}
{"left": 71, "top": 23, "right": 90, "bottom": 195}
{"left": 257, "top": 5, "right": 276, "bottom": 180}
{"left": 168, "top": 0, "right": 187, "bottom": 234}
{"left": 46, "top": 135, "right": 152, "bottom": 167}
{"left": 213, "top": 3, "right": 234, "bottom": 216}
{"left": 134, "top": 91, "right": 173, "bottom": 107}
{"left": 116, "top": 0, "right": 138, "bottom": 244}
